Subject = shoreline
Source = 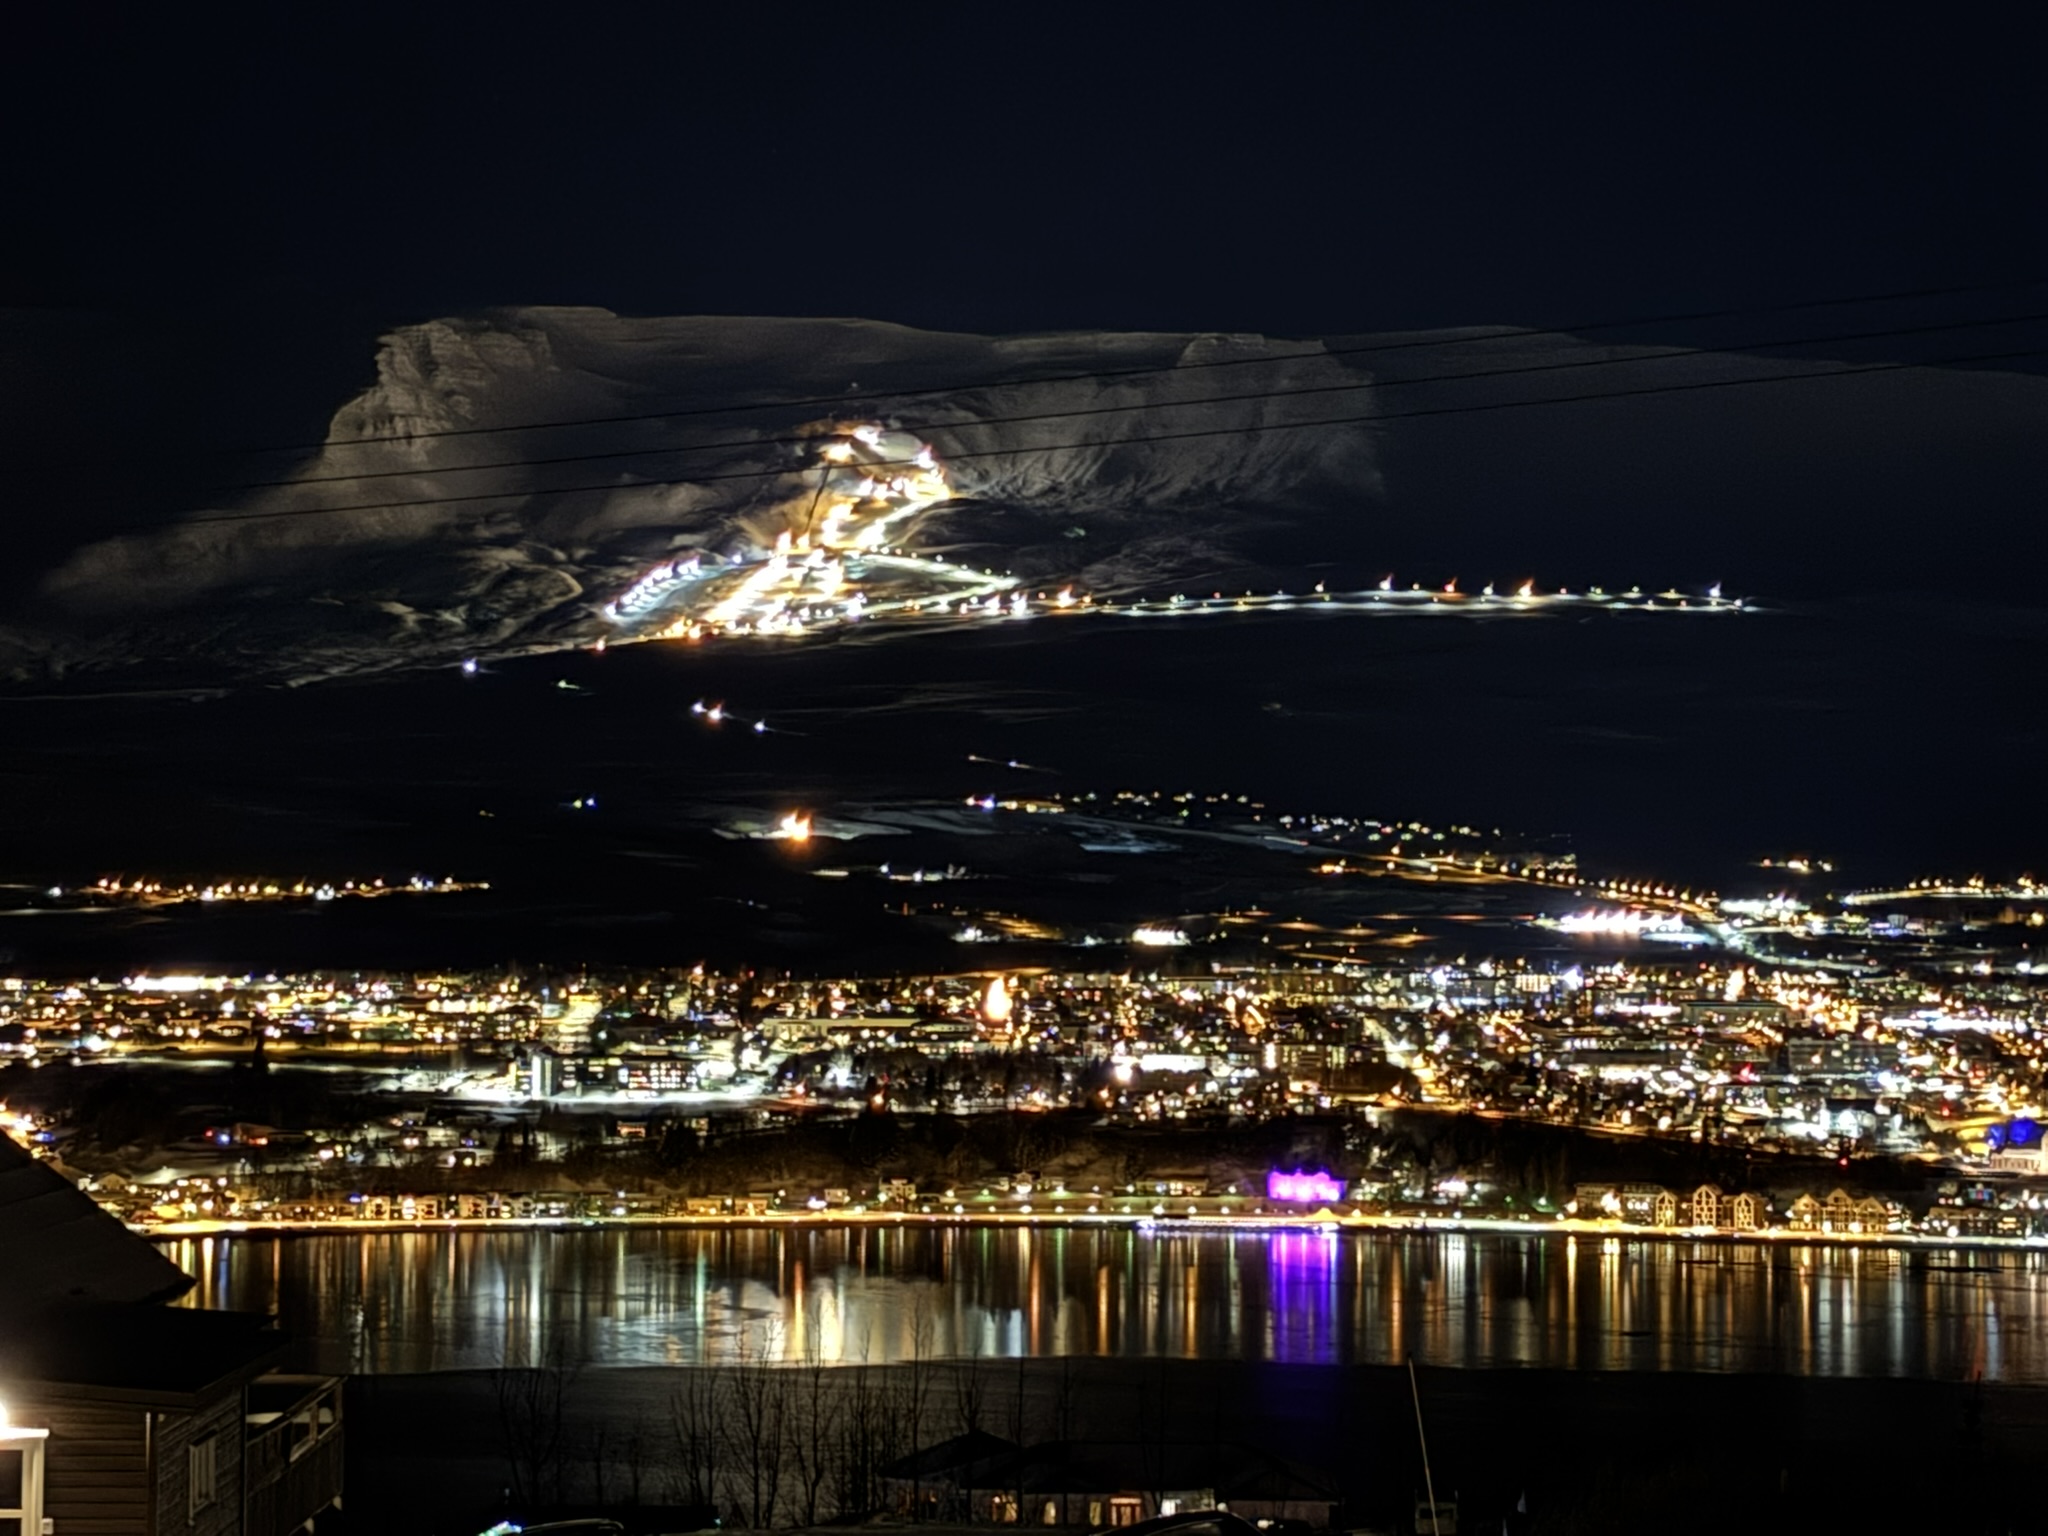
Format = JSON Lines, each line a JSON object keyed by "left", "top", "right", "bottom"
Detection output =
{"left": 137, "top": 1206, "right": 2048, "bottom": 1255}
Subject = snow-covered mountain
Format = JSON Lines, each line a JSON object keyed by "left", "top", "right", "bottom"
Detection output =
{"left": 13, "top": 305, "right": 2048, "bottom": 691}
{"left": 21, "top": 311, "right": 1379, "bottom": 685}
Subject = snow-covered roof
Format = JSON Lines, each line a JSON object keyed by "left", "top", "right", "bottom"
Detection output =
{"left": 0, "top": 1134, "right": 194, "bottom": 1308}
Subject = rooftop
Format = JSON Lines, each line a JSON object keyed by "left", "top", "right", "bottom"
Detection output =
{"left": 0, "top": 1132, "right": 193, "bottom": 1308}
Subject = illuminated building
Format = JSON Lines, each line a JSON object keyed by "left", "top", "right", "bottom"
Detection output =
{"left": 541, "top": 989, "right": 602, "bottom": 1055}
{"left": 1266, "top": 1169, "right": 1348, "bottom": 1203}
{"left": 982, "top": 974, "right": 1013, "bottom": 1028}
{"left": 1986, "top": 1117, "right": 2048, "bottom": 1174}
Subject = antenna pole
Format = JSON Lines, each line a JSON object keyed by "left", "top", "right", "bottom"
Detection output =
{"left": 1408, "top": 1358, "right": 1441, "bottom": 1533}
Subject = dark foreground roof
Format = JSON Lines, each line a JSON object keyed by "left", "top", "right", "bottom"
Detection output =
{"left": 883, "top": 1429, "right": 1023, "bottom": 1481}
{"left": 0, "top": 1133, "right": 194, "bottom": 1307}
{"left": 1116, "top": 1513, "right": 1265, "bottom": 1536}
{"left": 0, "top": 1300, "right": 286, "bottom": 1406}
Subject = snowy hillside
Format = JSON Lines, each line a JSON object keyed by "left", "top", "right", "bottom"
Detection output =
{"left": 15, "top": 306, "right": 2048, "bottom": 691}
{"left": 27, "top": 311, "right": 1379, "bottom": 683}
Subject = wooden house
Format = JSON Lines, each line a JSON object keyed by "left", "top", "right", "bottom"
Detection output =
{"left": 0, "top": 1134, "right": 343, "bottom": 1535}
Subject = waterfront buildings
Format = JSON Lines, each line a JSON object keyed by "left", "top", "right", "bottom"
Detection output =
{"left": 7, "top": 943, "right": 2048, "bottom": 1243}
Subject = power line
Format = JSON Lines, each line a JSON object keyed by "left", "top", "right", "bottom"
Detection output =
{"left": 168, "top": 342, "right": 2045, "bottom": 531}
{"left": 216, "top": 276, "right": 2046, "bottom": 460}
{"left": 197, "top": 306, "right": 2048, "bottom": 498}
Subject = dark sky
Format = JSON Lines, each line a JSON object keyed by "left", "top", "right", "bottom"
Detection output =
{"left": 7, "top": 4, "right": 2045, "bottom": 585}
{"left": 10, "top": 5, "right": 2045, "bottom": 334}
{"left": 4, "top": 5, "right": 2048, "bottom": 963}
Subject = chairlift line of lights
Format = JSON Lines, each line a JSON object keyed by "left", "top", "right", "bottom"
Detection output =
{"left": 71, "top": 874, "right": 486, "bottom": 906}
{"left": 588, "top": 422, "right": 1743, "bottom": 662}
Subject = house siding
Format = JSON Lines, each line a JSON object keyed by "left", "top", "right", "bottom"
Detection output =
{"left": 151, "top": 1390, "right": 245, "bottom": 1536}
{"left": 18, "top": 1393, "right": 153, "bottom": 1536}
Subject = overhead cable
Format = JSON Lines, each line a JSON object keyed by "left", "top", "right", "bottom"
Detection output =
{"left": 210, "top": 276, "right": 2047, "bottom": 459}
{"left": 198, "top": 306, "right": 2048, "bottom": 498}
{"left": 170, "top": 341, "right": 2047, "bottom": 531}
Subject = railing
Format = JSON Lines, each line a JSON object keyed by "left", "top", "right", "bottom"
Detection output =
{"left": 244, "top": 1375, "right": 344, "bottom": 1536}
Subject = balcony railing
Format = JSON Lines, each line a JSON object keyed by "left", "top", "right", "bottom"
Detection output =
{"left": 244, "top": 1374, "right": 344, "bottom": 1536}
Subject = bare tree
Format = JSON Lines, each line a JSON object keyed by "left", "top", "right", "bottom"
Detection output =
{"left": 723, "top": 1338, "right": 789, "bottom": 1527}
{"left": 1051, "top": 1355, "right": 1080, "bottom": 1443}
{"left": 1007, "top": 1355, "right": 1031, "bottom": 1527}
{"left": 589, "top": 1422, "right": 615, "bottom": 1508}
{"left": 1008, "top": 1353, "right": 1029, "bottom": 1444}
{"left": 1138, "top": 1359, "right": 1168, "bottom": 1509}
{"left": 622, "top": 1422, "right": 649, "bottom": 1508}
{"left": 952, "top": 1326, "right": 989, "bottom": 1437}
{"left": 666, "top": 1366, "right": 724, "bottom": 1513}
{"left": 790, "top": 1337, "right": 834, "bottom": 1527}
{"left": 946, "top": 1327, "right": 993, "bottom": 1528}
{"left": 833, "top": 1358, "right": 892, "bottom": 1520}
{"left": 897, "top": 1292, "right": 938, "bottom": 1517}
{"left": 497, "top": 1330, "right": 579, "bottom": 1510}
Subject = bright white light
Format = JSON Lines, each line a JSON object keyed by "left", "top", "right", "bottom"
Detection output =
{"left": 1550, "top": 910, "right": 1690, "bottom": 938}
{"left": 1131, "top": 925, "right": 1190, "bottom": 947}
{"left": 982, "top": 975, "right": 1012, "bottom": 1026}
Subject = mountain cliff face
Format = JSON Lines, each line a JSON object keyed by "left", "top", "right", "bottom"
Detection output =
{"left": 26, "top": 310, "right": 1380, "bottom": 684}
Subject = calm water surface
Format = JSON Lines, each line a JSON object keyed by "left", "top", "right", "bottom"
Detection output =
{"left": 166, "top": 1225, "right": 2048, "bottom": 1381}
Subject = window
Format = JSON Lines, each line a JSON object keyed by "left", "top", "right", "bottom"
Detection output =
{"left": 0, "top": 1423, "right": 48, "bottom": 1536}
{"left": 188, "top": 1433, "right": 219, "bottom": 1521}
{"left": 1, "top": 1446, "right": 25, "bottom": 1536}
{"left": 1110, "top": 1498, "right": 1144, "bottom": 1528}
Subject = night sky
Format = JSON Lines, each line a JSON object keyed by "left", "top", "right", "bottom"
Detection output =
{"left": 4, "top": 5, "right": 2046, "bottom": 969}
{"left": 11, "top": 8, "right": 2045, "bottom": 329}
{"left": 7, "top": 7, "right": 2045, "bottom": 557}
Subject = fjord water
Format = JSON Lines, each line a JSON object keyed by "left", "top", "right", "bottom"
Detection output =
{"left": 169, "top": 1224, "right": 2048, "bottom": 1381}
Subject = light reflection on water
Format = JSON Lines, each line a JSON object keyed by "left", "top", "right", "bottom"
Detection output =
{"left": 166, "top": 1226, "right": 2048, "bottom": 1381}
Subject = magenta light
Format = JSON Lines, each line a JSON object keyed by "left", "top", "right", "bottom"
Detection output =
{"left": 1267, "top": 1169, "right": 1347, "bottom": 1203}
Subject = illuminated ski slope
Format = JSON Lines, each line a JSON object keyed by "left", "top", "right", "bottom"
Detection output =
{"left": 603, "top": 423, "right": 1018, "bottom": 641}
{"left": 604, "top": 423, "right": 1745, "bottom": 649}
